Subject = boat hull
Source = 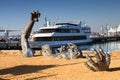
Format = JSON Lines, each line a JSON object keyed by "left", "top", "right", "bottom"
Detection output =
{"left": 29, "top": 39, "right": 92, "bottom": 49}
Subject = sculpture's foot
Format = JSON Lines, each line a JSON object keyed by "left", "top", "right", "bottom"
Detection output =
{"left": 23, "top": 48, "right": 35, "bottom": 57}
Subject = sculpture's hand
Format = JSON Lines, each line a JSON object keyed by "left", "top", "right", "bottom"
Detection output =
{"left": 84, "top": 46, "right": 110, "bottom": 71}
{"left": 30, "top": 10, "right": 40, "bottom": 22}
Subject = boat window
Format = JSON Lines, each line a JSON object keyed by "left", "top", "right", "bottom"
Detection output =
{"left": 82, "top": 28, "right": 91, "bottom": 33}
{"left": 56, "top": 23, "right": 78, "bottom": 26}
{"left": 38, "top": 29, "right": 80, "bottom": 33}
{"left": 33, "top": 36, "right": 86, "bottom": 41}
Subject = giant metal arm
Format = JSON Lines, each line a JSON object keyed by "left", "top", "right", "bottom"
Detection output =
{"left": 21, "top": 11, "right": 40, "bottom": 57}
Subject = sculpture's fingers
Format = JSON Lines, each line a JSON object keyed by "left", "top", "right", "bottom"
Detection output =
{"left": 32, "top": 11, "right": 39, "bottom": 22}
{"left": 98, "top": 46, "right": 106, "bottom": 56}
{"left": 37, "top": 10, "right": 40, "bottom": 17}
{"left": 31, "top": 12, "right": 34, "bottom": 17}
{"left": 38, "top": 13, "right": 40, "bottom": 17}
{"left": 37, "top": 10, "right": 39, "bottom": 14}
{"left": 105, "top": 52, "right": 111, "bottom": 65}
{"left": 93, "top": 48, "right": 101, "bottom": 62}
{"left": 30, "top": 11, "right": 35, "bottom": 21}
{"left": 98, "top": 46, "right": 106, "bottom": 61}
{"left": 84, "top": 62, "right": 96, "bottom": 71}
{"left": 31, "top": 11, "right": 35, "bottom": 14}
{"left": 33, "top": 11, "right": 36, "bottom": 14}
{"left": 86, "top": 54, "right": 98, "bottom": 67}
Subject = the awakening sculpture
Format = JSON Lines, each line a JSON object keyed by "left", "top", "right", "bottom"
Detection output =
{"left": 21, "top": 11, "right": 111, "bottom": 71}
{"left": 84, "top": 46, "right": 110, "bottom": 71}
{"left": 21, "top": 11, "right": 40, "bottom": 57}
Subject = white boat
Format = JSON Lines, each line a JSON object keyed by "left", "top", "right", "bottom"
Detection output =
{"left": 29, "top": 21, "right": 92, "bottom": 48}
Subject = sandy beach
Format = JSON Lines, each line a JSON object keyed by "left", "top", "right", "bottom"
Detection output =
{"left": 0, "top": 50, "right": 120, "bottom": 80}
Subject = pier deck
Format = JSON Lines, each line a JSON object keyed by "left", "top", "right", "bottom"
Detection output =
{"left": 0, "top": 42, "right": 21, "bottom": 50}
{"left": 92, "top": 36, "right": 120, "bottom": 43}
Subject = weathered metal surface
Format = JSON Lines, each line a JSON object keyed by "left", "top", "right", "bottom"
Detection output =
{"left": 41, "top": 43, "right": 83, "bottom": 59}
{"left": 84, "top": 46, "right": 110, "bottom": 71}
{"left": 21, "top": 11, "right": 40, "bottom": 57}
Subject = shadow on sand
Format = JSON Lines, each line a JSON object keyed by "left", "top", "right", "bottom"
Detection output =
{"left": 0, "top": 78, "right": 8, "bottom": 80}
{"left": 25, "top": 74, "right": 57, "bottom": 80}
{"left": 108, "top": 67, "right": 120, "bottom": 72}
{"left": 0, "top": 65, "right": 56, "bottom": 75}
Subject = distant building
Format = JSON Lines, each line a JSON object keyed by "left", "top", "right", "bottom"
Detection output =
{"left": 117, "top": 24, "right": 120, "bottom": 34}
{"left": 108, "top": 27, "right": 116, "bottom": 36}
{"left": 107, "top": 24, "right": 120, "bottom": 36}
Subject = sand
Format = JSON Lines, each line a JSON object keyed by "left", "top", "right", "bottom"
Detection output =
{"left": 0, "top": 50, "right": 120, "bottom": 80}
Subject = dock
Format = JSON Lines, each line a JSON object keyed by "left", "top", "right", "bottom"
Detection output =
{"left": 0, "top": 41, "right": 21, "bottom": 50}
{"left": 92, "top": 36, "right": 120, "bottom": 43}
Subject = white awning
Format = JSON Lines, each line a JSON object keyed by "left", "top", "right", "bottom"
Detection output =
{"left": 108, "top": 27, "right": 116, "bottom": 33}
{"left": 117, "top": 24, "right": 120, "bottom": 32}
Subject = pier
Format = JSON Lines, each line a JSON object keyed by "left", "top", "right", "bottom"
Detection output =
{"left": 92, "top": 36, "right": 120, "bottom": 43}
{"left": 0, "top": 42, "right": 21, "bottom": 50}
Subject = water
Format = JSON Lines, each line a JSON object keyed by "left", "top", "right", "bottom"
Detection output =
{"left": 79, "top": 41, "right": 120, "bottom": 52}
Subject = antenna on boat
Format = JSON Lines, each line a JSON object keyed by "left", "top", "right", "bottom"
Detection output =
{"left": 45, "top": 15, "right": 50, "bottom": 27}
{"left": 83, "top": 21, "right": 87, "bottom": 27}
{"left": 45, "top": 15, "right": 47, "bottom": 27}
{"left": 79, "top": 21, "right": 82, "bottom": 27}
{"left": 4, "top": 30, "right": 9, "bottom": 43}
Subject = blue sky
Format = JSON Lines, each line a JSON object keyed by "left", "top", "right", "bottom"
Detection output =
{"left": 0, "top": 0, "right": 120, "bottom": 33}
